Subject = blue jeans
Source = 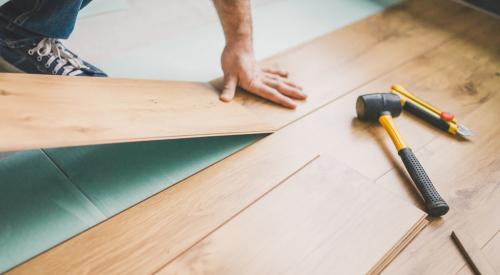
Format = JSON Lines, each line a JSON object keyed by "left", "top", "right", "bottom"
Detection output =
{"left": 0, "top": 0, "right": 91, "bottom": 48}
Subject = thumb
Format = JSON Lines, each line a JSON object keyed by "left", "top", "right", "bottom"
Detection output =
{"left": 220, "top": 75, "right": 238, "bottom": 102}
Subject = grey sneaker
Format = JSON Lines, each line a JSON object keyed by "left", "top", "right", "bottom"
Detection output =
{"left": 0, "top": 38, "right": 107, "bottom": 76}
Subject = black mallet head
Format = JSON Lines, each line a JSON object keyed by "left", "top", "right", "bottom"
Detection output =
{"left": 356, "top": 93, "right": 402, "bottom": 121}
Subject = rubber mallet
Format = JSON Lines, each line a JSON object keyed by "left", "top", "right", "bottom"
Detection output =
{"left": 356, "top": 93, "right": 449, "bottom": 217}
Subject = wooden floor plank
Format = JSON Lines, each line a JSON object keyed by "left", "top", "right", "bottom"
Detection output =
{"left": 0, "top": 74, "right": 273, "bottom": 151}
{"left": 157, "top": 154, "right": 426, "bottom": 275}
{"left": 452, "top": 229, "right": 497, "bottom": 275}
{"left": 482, "top": 231, "right": 500, "bottom": 273}
{"left": 455, "top": 187, "right": 500, "bottom": 275}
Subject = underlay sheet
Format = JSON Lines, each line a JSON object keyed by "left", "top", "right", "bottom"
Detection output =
{"left": 44, "top": 135, "right": 263, "bottom": 216}
{"left": 0, "top": 150, "right": 106, "bottom": 271}
{"left": 0, "top": 134, "right": 263, "bottom": 271}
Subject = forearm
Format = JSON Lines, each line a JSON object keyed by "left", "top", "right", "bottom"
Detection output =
{"left": 212, "top": 0, "right": 253, "bottom": 52}
{"left": 212, "top": 0, "right": 304, "bottom": 108}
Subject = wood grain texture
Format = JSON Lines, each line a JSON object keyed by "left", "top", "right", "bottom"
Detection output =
{"left": 482, "top": 231, "right": 500, "bottom": 274}
{"left": 157, "top": 154, "right": 426, "bottom": 275}
{"left": 220, "top": 0, "right": 483, "bottom": 130}
{"left": 452, "top": 229, "right": 496, "bottom": 275}
{"left": 455, "top": 188, "right": 500, "bottom": 275}
{"left": 0, "top": 73, "right": 273, "bottom": 151}
{"left": 370, "top": 217, "right": 429, "bottom": 275}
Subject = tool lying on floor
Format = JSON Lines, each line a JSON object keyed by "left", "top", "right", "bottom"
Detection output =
{"left": 391, "top": 84, "right": 474, "bottom": 139}
{"left": 356, "top": 93, "right": 449, "bottom": 217}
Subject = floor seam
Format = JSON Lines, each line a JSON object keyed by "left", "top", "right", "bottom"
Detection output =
{"left": 40, "top": 149, "right": 107, "bottom": 218}
{"left": 151, "top": 155, "right": 320, "bottom": 274}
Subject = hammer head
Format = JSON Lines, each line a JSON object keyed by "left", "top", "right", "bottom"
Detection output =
{"left": 356, "top": 93, "right": 402, "bottom": 121}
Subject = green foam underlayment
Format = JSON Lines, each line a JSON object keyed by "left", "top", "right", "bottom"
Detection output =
{"left": 44, "top": 135, "right": 264, "bottom": 217}
{"left": 0, "top": 134, "right": 264, "bottom": 272}
{"left": 0, "top": 150, "right": 106, "bottom": 270}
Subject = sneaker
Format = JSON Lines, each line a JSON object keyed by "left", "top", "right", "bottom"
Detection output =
{"left": 0, "top": 38, "right": 107, "bottom": 76}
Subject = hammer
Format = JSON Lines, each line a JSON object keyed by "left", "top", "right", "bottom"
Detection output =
{"left": 356, "top": 93, "right": 449, "bottom": 217}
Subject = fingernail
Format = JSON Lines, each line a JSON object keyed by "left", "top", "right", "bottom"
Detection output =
{"left": 286, "top": 100, "right": 297, "bottom": 109}
{"left": 220, "top": 96, "right": 231, "bottom": 102}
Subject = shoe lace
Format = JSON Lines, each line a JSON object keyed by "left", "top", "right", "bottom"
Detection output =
{"left": 28, "top": 38, "right": 88, "bottom": 76}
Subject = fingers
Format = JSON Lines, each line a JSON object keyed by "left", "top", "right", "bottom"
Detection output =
{"left": 263, "top": 70, "right": 303, "bottom": 90}
{"left": 280, "top": 78, "right": 303, "bottom": 90}
{"left": 263, "top": 77, "right": 307, "bottom": 100}
{"left": 263, "top": 68, "right": 288, "bottom": 78}
{"left": 220, "top": 67, "right": 304, "bottom": 109}
{"left": 248, "top": 81, "right": 297, "bottom": 109}
{"left": 220, "top": 75, "right": 238, "bottom": 102}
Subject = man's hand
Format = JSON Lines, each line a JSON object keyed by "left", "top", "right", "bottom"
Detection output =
{"left": 212, "top": 0, "right": 305, "bottom": 109}
{"left": 220, "top": 44, "right": 306, "bottom": 109}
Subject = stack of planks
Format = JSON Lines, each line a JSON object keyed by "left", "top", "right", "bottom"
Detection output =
{"left": 2, "top": 0, "right": 499, "bottom": 273}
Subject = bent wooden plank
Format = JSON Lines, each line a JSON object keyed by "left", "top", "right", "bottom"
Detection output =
{"left": 0, "top": 73, "right": 273, "bottom": 151}
{"left": 158, "top": 155, "right": 427, "bottom": 275}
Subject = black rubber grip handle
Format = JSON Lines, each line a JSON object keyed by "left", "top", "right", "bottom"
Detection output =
{"left": 398, "top": 148, "right": 449, "bottom": 217}
{"left": 404, "top": 101, "right": 450, "bottom": 132}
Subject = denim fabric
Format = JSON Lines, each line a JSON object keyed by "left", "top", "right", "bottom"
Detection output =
{"left": 0, "top": 0, "right": 91, "bottom": 47}
{"left": 464, "top": 0, "right": 500, "bottom": 15}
